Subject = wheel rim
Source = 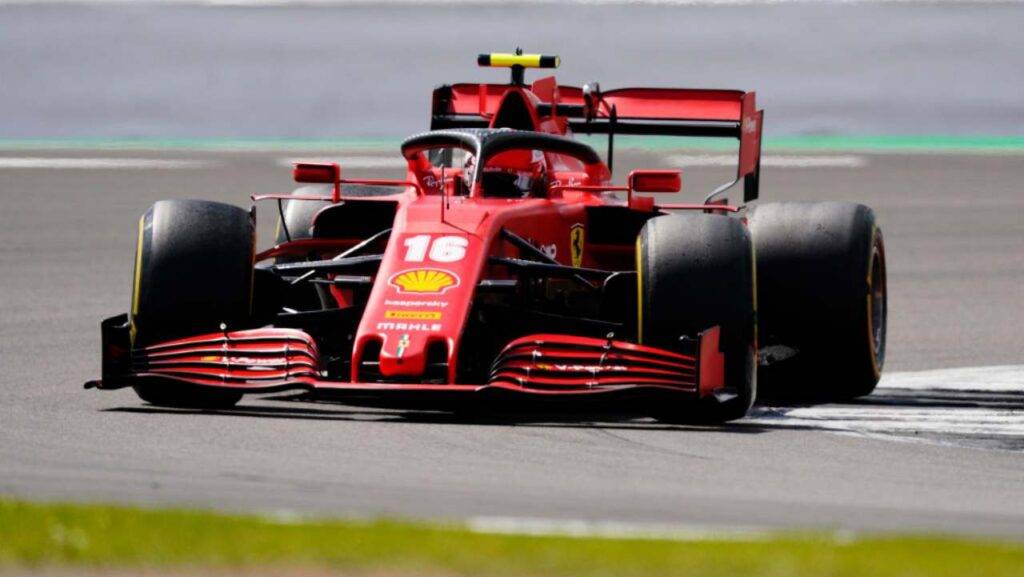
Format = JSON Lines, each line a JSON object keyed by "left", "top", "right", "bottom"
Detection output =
{"left": 867, "top": 232, "right": 887, "bottom": 374}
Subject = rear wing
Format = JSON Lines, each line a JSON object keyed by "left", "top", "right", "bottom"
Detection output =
{"left": 431, "top": 83, "right": 764, "bottom": 201}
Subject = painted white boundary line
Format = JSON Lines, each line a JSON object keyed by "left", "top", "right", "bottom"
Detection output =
{"left": 748, "top": 406, "right": 1024, "bottom": 437}
{"left": 746, "top": 366, "right": 1024, "bottom": 441}
{"left": 466, "top": 516, "right": 774, "bottom": 541}
{"left": 667, "top": 153, "right": 867, "bottom": 168}
{"left": 278, "top": 156, "right": 407, "bottom": 169}
{"left": 878, "top": 364, "right": 1024, "bottom": 393}
{"left": 0, "top": 157, "right": 212, "bottom": 169}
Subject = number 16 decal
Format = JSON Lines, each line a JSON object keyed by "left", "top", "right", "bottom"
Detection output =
{"left": 403, "top": 235, "right": 468, "bottom": 263}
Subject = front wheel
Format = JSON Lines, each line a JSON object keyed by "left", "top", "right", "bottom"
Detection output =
{"left": 638, "top": 213, "right": 757, "bottom": 424}
{"left": 129, "top": 199, "right": 255, "bottom": 409}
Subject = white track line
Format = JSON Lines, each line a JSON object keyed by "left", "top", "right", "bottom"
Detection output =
{"left": 0, "top": 157, "right": 211, "bottom": 169}
{"left": 466, "top": 516, "right": 773, "bottom": 542}
{"left": 746, "top": 365, "right": 1024, "bottom": 442}
{"left": 749, "top": 406, "right": 1024, "bottom": 437}
{"left": 877, "top": 364, "right": 1023, "bottom": 393}
{"left": 667, "top": 153, "right": 867, "bottom": 168}
{"left": 278, "top": 156, "right": 406, "bottom": 169}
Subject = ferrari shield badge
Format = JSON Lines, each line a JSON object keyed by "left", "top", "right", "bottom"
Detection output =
{"left": 570, "top": 223, "right": 585, "bottom": 267}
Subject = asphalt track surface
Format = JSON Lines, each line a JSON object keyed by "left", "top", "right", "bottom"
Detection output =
{"left": 1, "top": 146, "right": 1022, "bottom": 537}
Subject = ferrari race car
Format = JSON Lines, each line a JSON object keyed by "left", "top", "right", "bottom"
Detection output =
{"left": 87, "top": 53, "right": 887, "bottom": 423}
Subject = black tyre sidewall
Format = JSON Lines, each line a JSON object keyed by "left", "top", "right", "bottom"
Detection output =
{"left": 275, "top": 185, "right": 332, "bottom": 250}
{"left": 749, "top": 202, "right": 886, "bottom": 399}
{"left": 639, "top": 214, "right": 757, "bottom": 423}
{"left": 274, "top": 186, "right": 336, "bottom": 310}
{"left": 132, "top": 380, "right": 244, "bottom": 410}
{"left": 130, "top": 199, "right": 254, "bottom": 409}
{"left": 133, "top": 199, "right": 255, "bottom": 346}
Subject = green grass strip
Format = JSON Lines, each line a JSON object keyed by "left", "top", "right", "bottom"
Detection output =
{"left": 1, "top": 135, "right": 1023, "bottom": 153}
{"left": 1, "top": 498, "right": 1022, "bottom": 576}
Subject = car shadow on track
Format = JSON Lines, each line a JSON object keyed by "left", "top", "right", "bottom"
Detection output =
{"left": 104, "top": 395, "right": 780, "bottom": 434}
{"left": 104, "top": 384, "right": 1023, "bottom": 439}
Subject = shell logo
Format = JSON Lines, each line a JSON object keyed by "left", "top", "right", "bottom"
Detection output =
{"left": 388, "top": 268, "right": 460, "bottom": 295}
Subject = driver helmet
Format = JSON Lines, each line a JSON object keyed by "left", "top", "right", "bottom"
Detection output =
{"left": 478, "top": 149, "right": 546, "bottom": 198}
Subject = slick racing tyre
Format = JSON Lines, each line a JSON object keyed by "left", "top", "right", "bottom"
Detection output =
{"left": 130, "top": 199, "right": 255, "bottom": 409}
{"left": 748, "top": 202, "right": 886, "bottom": 400}
{"left": 273, "top": 186, "right": 332, "bottom": 310}
{"left": 638, "top": 213, "right": 757, "bottom": 424}
{"left": 275, "top": 185, "right": 330, "bottom": 254}
{"left": 274, "top": 183, "right": 397, "bottom": 255}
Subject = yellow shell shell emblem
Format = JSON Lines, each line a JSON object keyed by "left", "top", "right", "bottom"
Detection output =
{"left": 389, "top": 268, "right": 460, "bottom": 294}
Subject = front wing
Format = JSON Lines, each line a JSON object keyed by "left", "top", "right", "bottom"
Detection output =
{"left": 87, "top": 315, "right": 726, "bottom": 399}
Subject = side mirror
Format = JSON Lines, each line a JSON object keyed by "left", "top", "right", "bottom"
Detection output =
{"left": 628, "top": 169, "right": 681, "bottom": 193}
{"left": 293, "top": 162, "right": 341, "bottom": 184}
{"left": 293, "top": 162, "right": 342, "bottom": 202}
{"left": 627, "top": 169, "right": 681, "bottom": 210}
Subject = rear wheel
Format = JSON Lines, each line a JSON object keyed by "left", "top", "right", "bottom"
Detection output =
{"left": 638, "top": 214, "right": 757, "bottom": 424}
{"left": 130, "top": 199, "right": 255, "bottom": 409}
{"left": 748, "top": 202, "right": 886, "bottom": 400}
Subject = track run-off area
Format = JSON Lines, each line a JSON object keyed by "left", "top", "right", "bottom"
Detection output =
{"left": 0, "top": 140, "right": 1021, "bottom": 538}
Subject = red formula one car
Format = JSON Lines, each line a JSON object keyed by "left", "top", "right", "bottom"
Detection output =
{"left": 87, "top": 53, "right": 887, "bottom": 423}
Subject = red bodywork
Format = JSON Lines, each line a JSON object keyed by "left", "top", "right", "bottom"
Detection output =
{"left": 88, "top": 69, "right": 762, "bottom": 403}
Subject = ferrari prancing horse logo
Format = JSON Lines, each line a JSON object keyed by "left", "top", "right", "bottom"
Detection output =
{"left": 570, "top": 223, "right": 585, "bottom": 268}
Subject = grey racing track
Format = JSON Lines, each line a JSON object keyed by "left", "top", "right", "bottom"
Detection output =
{"left": 2, "top": 0, "right": 1023, "bottom": 538}
{"left": 1, "top": 147, "right": 1022, "bottom": 536}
